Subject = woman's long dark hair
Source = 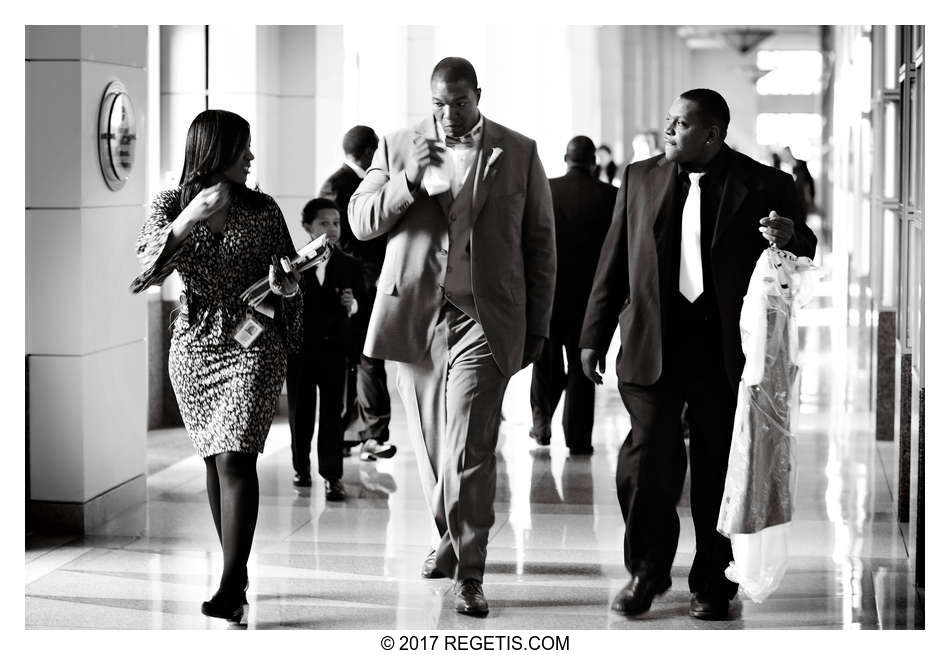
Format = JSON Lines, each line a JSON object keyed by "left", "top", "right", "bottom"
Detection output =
{"left": 178, "top": 109, "right": 251, "bottom": 211}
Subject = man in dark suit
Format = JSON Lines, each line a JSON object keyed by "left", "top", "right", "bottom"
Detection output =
{"left": 287, "top": 197, "right": 367, "bottom": 501}
{"left": 579, "top": 89, "right": 816, "bottom": 621}
{"left": 318, "top": 126, "right": 396, "bottom": 462}
{"left": 530, "top": 136, "right": 616, "bottom": 455}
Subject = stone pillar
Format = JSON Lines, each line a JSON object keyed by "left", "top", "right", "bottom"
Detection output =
{"left": 597, "top": 26, "right": 625, "bottom": 158}
{"left": 26, "top": 26, "right": 149, "bottom": 532}
{"left": 274, "top": 25, "right": 319, "bottom": 248}
{"left": 566, "top": 26, "right": 601, "bottom": 143}
{"left": 154, "top": 25, "right": 206, "bottom": 428}
{"left": 315, "top": 25, "right": 345, "bottom": 219}
{"left": 406, "top": 26, "right": 435, "bottom": 126}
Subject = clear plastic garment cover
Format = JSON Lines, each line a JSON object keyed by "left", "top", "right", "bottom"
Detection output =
{"left": 717, "top": 246, "right": 823, "bottom": 603}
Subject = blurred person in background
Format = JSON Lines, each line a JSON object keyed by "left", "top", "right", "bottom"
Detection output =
{"left": 596, "top": 143, "right": 618, "bottom": 185}
{"left": 319, "top": 125, "right": 397, "bottom": 462}
{"left": 529, "top": 135, "right": 616, "bottom": 456}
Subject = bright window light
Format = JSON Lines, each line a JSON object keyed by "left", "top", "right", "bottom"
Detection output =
{"left": 756, "top": 113, "right": 823, "bottom": 163}
{"left": 756, "top": 50, "right": 823, "bottom": 95}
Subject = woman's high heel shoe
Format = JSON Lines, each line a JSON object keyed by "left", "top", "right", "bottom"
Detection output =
{"left": 201, "top": 590, "right": 249, "bottom": 624}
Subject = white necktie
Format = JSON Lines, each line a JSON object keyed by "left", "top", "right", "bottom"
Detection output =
{"left": 316, "top": 259, "right": 326, "bottom": 285}
{"left": 679, "top": 172, "right": 705, "bottom": 302}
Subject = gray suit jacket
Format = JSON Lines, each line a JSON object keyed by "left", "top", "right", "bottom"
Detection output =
{"left": 349, "top": 115, "right": 556, "bottom": 377}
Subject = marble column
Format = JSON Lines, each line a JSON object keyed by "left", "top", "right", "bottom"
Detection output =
{"left": 26, "top": 26, "right": 149, "bottom": 532}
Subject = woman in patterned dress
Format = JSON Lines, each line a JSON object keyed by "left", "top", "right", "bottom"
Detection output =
{"left": 130, "top": 110, "right": 301, "bottom": 624}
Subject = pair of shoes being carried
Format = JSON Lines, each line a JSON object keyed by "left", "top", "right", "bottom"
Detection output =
{"left": 324, "top": 478, "right": 346, "bottom": 501}
{"left": 610, "top": 574, "right": 672, "bottom": 616}
{"left": 421, "top": 549, "right": 448, "bottom": 579}
{"left": 454, "top": 578, "right": 489, "bottom": 616}
{"left": 292, "top": 472, "right": 311, "bottom": 487}
{"left": 360, "top": 438, "right": 397, "bottom": 461}
{"left": 688, "top": 592, "right": 730, "bottom": 620}
{"left": 201, "top": 589, "right": 249, "bottom": 625}
{"left": 528, "top": 429, "right": 551, "bottom": 447}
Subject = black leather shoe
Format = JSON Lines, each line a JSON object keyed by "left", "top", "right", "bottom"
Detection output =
{"left": 421, "top": 549, "right": 448, "bottom": 579}
{"left": 293, "top": 473, "right": 311, "bottom": 487}
{"left": 455, "top": 578, "right": 489, "bottom": 616}
{"left": 610, "top": 574, "right": 672, "bottom": 616}
{"left": 529, "top": 429, "right": 551, "bottom": 446}
{"left": 689, "top": 592, "right": 730, "bottom": 620}
{"left": 324, "top": 478, "right": 346, "bottom": 501}
{"left": 569, "top": 446, "right": 594, "bottom": 456}
{"left": 201, "top": 590, "right": 249, "bottom": 624}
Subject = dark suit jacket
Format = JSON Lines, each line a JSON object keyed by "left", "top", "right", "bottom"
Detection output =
{"left": 549, "top": 169, "right": 617, "bottom": 342}
{"left": 579, "top": 147, "right": 817, "bottom": 391}
{"left": 320, "top": 164, "right": 388, "bottom": 286}
{"left": 298, "top": 249, "right": 367, "bottom": 360}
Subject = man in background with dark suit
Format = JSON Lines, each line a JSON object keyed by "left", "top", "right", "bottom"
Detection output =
{"left": 580, "top": 89, "right": 816, "bottom": 621}
{"left": 319, "top": 125, "right": 396, "bottom": 462}
{"left": 529, "top": 136, "right": 616, "bottom": 456}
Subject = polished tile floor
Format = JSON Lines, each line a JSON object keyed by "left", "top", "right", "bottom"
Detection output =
{"left": 25, "top": 264, "right": 924, "bottom": 630}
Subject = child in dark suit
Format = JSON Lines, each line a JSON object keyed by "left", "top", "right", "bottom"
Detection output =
{"left": 286, "top": 197, "right": 367, "bottom": 501}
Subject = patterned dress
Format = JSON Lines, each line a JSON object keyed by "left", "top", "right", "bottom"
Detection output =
{"left": 131, "top": 186, "right": 302, "bottom": 458}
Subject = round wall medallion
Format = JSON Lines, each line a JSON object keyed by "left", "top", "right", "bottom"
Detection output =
{"left": 97, "top": 81, "right": 137, "bottom": 191}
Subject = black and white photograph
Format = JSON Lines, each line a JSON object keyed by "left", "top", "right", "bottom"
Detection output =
{"left": 14, "top": 3, "right": 943, "bottom": 647}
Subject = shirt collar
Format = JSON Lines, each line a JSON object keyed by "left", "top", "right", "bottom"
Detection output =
{"left": 343, "top": 159, "right": 366, "bottom": 179}
{"left": 677, "top": 144, "right": 731, "bottom": 182}
{"left": 436, "top": 113, "right": 484, "bottom": 147}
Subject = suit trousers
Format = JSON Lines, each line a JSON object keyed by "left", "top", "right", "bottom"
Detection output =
{"left": 615, "top": 322, "right": 739, "bottom": 598}
{"left": 287, "top": 350, "right": 345, "bottom": 481}
{"left": 394, "top": 302, "right": 510, "bottom": 582}
{"left": 355, "top": 286, "right": 392, "bottom": 443}
{"left": 355, "top": 354, "right": 391, "bottom": 443}
{"left": 529, "top": 329, "right": 594, "bottom": 450}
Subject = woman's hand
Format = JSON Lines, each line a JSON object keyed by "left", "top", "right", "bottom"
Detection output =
{"left": 269, "top": 255, "right": 300, "bottom": 297}
{"left": 165, "top": 183, "right": 232, "bottom": 256}
{"left": 187, "top": 182, "right": 231, "bottom": 223}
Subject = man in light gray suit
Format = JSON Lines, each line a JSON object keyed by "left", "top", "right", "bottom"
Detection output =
{"left": 349, "top": 57, "right": 556, "bottom": 616}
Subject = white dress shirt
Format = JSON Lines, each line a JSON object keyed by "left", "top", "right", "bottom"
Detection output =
{"left": 436, "top": 115, "right": 484, "bottom": 198}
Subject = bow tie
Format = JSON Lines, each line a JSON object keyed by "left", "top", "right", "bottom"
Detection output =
{"left": 445, "top": 132, "right": 476, "bottom": 149}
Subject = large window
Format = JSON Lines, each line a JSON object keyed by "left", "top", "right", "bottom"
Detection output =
{"left": 756, "top": 50, "right": 824, "bottom": 95}
{"left": 869, "top": 25, "right": 924, "bottom": 377}
{"left": 755, "top": 112, "right": 823, "bottom": 166}
{"left": 754, "top": 47, "right": 825, "bottom": 213}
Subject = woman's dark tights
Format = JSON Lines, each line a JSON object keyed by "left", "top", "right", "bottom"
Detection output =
{"left": 203, "top": 452, "right": 259, "bottom": 595}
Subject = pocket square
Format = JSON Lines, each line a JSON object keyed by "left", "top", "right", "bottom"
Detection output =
{"left": 423, "top": 162, "right": 451, "bottom": 195}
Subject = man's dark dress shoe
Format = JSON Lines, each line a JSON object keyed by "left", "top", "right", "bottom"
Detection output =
{"left": 611, "top": 574, "right": 672, "bottom": 615}
{"left": 455, "top": 578, "right": 489, "bottom": 616}
{"left": 293, "top": 473, "right": 311, "bottom": 487}
{"left": 529, "top": 429, "right": 551, "bottom": 446}
{"left": 689, "top": 592, "right": 730, "bottom": 620}
{"left": 201, "top": 590, "right": 249, "bottom": 624}
{"left": 569, "top": 446, "right": 594, "bottom": 456}
{"left": 324, "top": 478, "right": 346, "bottom": 501}
{"left": 421, "top": 549, "right": 448, "bottom": 579}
